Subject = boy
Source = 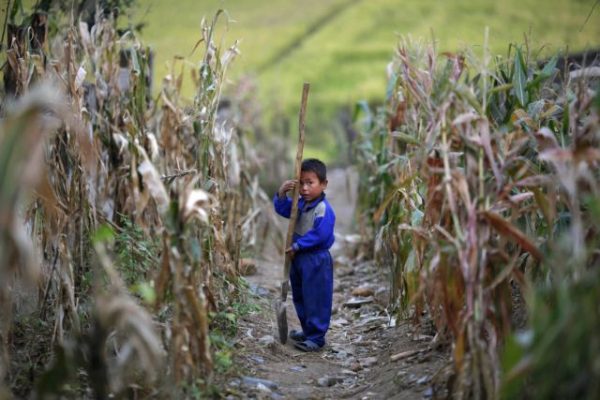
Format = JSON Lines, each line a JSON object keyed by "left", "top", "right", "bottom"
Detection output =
{"left": 273, "top": 158, "right": 336, "bottom": 352}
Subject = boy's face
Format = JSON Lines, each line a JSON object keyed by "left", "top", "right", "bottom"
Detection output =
{"left": 299, "top": 171, "right": 327, "bottom": 202}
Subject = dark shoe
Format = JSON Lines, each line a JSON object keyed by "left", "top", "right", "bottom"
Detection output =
{"left": 289, "top": 329, "right": 306, "bottom": 342}
{"left": 294, "top": 340, "right": 322, "bottom": 352}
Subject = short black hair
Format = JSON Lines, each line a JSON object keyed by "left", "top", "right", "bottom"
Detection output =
{"left": 301, "top": 158, "right": 327, "bottom": 182}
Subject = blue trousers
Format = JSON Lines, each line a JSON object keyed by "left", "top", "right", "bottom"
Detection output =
{"left": 289, "top": 250, "right": 333, "bottom": 347}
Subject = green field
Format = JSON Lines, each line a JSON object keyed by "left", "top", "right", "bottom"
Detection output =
{"left": 136, "top": 0, "right": 599, "bottom": 109}
{"left": 129, "top": 0, "right": 600, "bottom": 159}
{"left": 5, "top": 0, "right": 600, "bottom": 159}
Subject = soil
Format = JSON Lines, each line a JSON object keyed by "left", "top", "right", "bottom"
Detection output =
{"left": 224, "top": 169, "right": 451, "bottom": 399}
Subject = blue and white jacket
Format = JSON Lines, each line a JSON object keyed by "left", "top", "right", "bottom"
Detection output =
{"left": 273, "top": 193, "right": 336, "bottom": 252}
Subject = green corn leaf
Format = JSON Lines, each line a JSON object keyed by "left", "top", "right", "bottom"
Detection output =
{"left": 92, "top": 224, "right": 115, "bottom": 245}
{"left": 134, "top": 282, "right": 157, "bottom": 305}
{"left": 527, "top": 54, "right": 559, "bottom": 91}
{"left": 540, "top": 54, "right": 558, "bottom": 78}
{"left": 455, "top": 85, "right": 484, "bottom": 115}
{"left": 391, "top": 131, "right": 420, "bottom": 145}
{"left": 10, "top": 0, "right": 23, "bottom": 23}
{"left": 513, "top": 48, "right": 528, "bottom": 107}
{"left": 490, "top": 83, "right": 513, "bottom": 94}
{"left": 386, "top": 71, "right": 398, "bottom": 100}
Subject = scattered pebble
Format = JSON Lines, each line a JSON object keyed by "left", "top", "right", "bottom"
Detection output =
{"left": 256, "top": 383, "right": 271, "bottom": 393}
{"left": 332, "top": 317, "right": 350, "bottom": 327}
{"left": 317, "top": 375, "right": 344, "bottom": 387}
{"left": 249, "top": 283, "right": 270, "bottom": 297}
{"left": 344, "top": 297, "right": 374, "bottom": 308}
{"left": 417, "top": 376, "right": 430, "bottom": 385}
{"left": 241, "top": 376, "right": 278, "bottom": 390}
{"left": 258, "top": 335, "right": 275, "bottom": 346}
{"left": 350, "top": 361, "right": 363, "bottom": 372}
{"left": 359, "top": 357, "right": 378, "bottom": 368}
{"left": 249, "top": 355, "right": 265, "bottom": 364}
{"left": 352, "top": 286, "right": 374, "bottom": 297}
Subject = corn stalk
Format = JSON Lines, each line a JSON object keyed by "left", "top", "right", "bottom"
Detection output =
{"left": 356, "top": 37, "right": 599, "bottom": 398}
{"left": 1, "top": 7, "right": 266, "bottom": 397}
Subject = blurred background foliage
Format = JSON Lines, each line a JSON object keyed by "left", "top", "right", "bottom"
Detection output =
{"left": 4, "top": 0, "right": 599, "bottom": 162}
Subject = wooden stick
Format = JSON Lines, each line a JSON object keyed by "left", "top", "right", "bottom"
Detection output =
{"left": 282, "top": 83, "right": 310, "bottom": 298}
{"left": 390, "top": 349, "right": 423, "bottom": 362}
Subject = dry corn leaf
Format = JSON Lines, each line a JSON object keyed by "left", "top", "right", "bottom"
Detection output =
{"left": 138, "top": 158, "right": 169, "bottom": 216}
{"left": 481, "top": 210, "right": 543, "bottom": 260}
{"left": 182, "top": 189, "right": 211, "bottom": 224}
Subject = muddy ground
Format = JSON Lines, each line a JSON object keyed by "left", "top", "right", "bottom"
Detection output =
{"left": 223, "top": 169, "right": 451, "bottom": 399}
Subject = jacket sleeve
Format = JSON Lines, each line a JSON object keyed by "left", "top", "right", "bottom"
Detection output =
{"left": 293, "top": 204, "right": 335, "bottom": 251}
{"left": 273, "top": 193, "right": 292, "bottom": 218}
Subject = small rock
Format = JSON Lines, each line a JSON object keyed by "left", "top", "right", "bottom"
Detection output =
{"left": 341, "top": 369, "right": 358, "bottom": 376}
{"left": 256, "top": 383, "right": 272, "bottom": 393}
{"left": 258, "top": 335, "right": 275, "bottom": 346}
{"left": 360, "top": 357, "right": 378, "bottom": 368}
{"left": 241, "top": 376, "right": 278, "bottom": 390}
{"left": 337, "top": 268, "right": 355, "bottom": 277}
{"left": 352, "top": 286, "right": 374, "bottom": 297}
{"left": 249, "top": 355, "right": 265, "bottom": 364}
{"left": 408, "top": 374, "right": 418, "bottom": 384}
{"left": 344, "top": 297, "right": 374, "bottom": 309}
{"left": 249, "top": 283, "right": 270, "bottom": 297}
{"left": 317, "top": 375, "right": 344, "bottom": 387}
{"left": 423, "top": 387, "right": 434, "bottom": 398}
{"left": 332, "top": 318, "right": 350, "bottom": 327}
{"left": 350, "top": 361, "right": 362, "bottom": 372}
{"left": 289, "top": 365, "right": 305, "bottom": 372}
{"left": 331, "top": 344, "right": 355, "bottom": 359}
{"left": 417, "top": 376, "right": 430, "bottom": 385}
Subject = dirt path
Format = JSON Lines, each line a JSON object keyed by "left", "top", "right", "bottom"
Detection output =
{"left": 226, "top": 169, "right": 449, "bottom": 399}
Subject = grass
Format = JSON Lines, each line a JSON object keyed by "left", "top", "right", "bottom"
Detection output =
{"left": 5, "top": 0, "right": 600, "bottom": 160}
{"left": 119, "top": 0, "right": 600, "bottom": 161}
{"left": 131, "top": 0, "right": 600, "bottom": 111}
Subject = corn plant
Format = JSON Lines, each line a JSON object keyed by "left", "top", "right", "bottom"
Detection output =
{"left": 501, "top": 73, "right": 600, "bottom": 399}
{"left": 1, "top": 6, "right": 268, "bottom": 397}
{"left": 356, "top": 35, "right": 599, "bottom": 398}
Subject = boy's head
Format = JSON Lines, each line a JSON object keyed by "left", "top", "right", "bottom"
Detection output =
{"left": 301, "top": 158, "right": 327, "bottom": 182}
{"left": 300, "top": 158, "right": 328, "bottom": 202}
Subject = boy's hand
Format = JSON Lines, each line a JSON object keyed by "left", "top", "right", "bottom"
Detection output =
{"left": 285, "top": 246, "right": 295, "bottom": 259}
{"left": 278, "top": 179, "right": 298, "bottom": 198}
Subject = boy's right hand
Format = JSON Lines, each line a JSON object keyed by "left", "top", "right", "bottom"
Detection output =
{"left": 278, "top": 179, "right": 298, "bottom": 198}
